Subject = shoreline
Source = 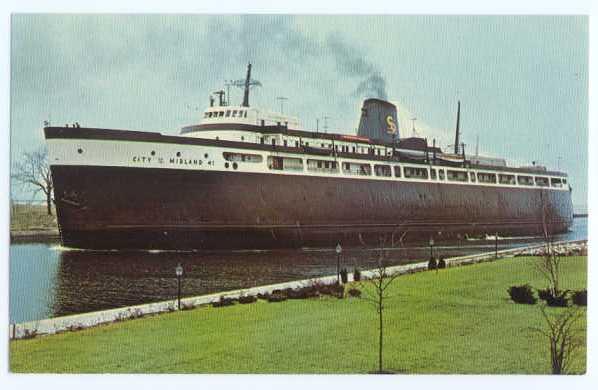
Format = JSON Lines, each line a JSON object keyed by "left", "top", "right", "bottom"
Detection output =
{"left": 10, "top": 229, "right": 60, "bottom": 243}
{"left": 9, "top": 239, "right": 587, "bottom": 340}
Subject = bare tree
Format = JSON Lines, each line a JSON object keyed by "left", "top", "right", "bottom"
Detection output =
{"left": 536, "top": 190, "right": 562, "bottom": 296}
{"left": 11, "top": 146, "right": 54, "bottom": 215}
{"left": 359, "top": 239, "right": 401, "bottom": 373}
{"left": 531, "top": 306, "right": 584, "bottom": 374}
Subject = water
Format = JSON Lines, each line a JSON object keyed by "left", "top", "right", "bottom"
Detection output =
{"left": 9, "top": 217, "right": 587, "bottom": 323}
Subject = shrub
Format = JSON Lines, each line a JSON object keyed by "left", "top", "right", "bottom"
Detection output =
{"left": 507, "top": 284, "right": 537, "bottom": 304}
{"left": 348, "top": 288, "right": 361, "bottom": 298}
{"left": 546, "top": 291, "right": 570, "bottom": 307}
{"left": 537, "top": 288, "right": 552, "bottom": 302}
{"left": 353, "top": 268, "right": 361, "bottom": 281}
{"left": 239, "top": 295, "right": 257, "bottom": 304}
{"left": 437, "top": 258, "right": 446, "bottom": 269}
{"left": 428, "top": 258, "right": 437, "bottom": 270}
{"left": 212, "top": 296, "right": 236, "bottom": 307}
{"left": 572, "top": 290, "right": 587, "bottom": 306}
{"left": 267, "top": 292, "right": 287, "bottom": 303}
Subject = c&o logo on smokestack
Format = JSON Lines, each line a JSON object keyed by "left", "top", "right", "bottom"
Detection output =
{"left": 386, "top": 115, "right": 397, "bottom": 134}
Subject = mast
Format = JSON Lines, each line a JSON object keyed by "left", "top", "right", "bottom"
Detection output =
{"left": 242, "top": 63, "right": 252, "bottom": 107}
{"left": 454, "top": 100, "right": 461, "bottom": 155}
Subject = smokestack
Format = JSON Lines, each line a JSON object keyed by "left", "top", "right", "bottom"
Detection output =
{"left": 357, "top": 98, "right": 399, "bottom": 144}
{"left": 454, "top": 101, "right": 461, "bottom": 155}
{"left": 242, "top": 63, "right": 252, "bottom": 107}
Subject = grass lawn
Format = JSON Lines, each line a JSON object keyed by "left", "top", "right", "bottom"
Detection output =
{"left": 10, "top": 256, "right": 587, "bottom": 374}
{"left": 10, "top": 203, "right": 57, "bottom": 231}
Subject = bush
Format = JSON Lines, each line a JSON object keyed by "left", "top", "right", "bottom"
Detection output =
{"left": 537, "top": 288, "right": 552, "bottom": 302}
{"left": 546, "top": 291, "right": 570, "bottom": 307}
{"left": 428, "top": 258, "right": 437, "bottom": 270}
{"left": 212, "top": 296, "right": 236, "bottom": 307}
{"left": 340, "top": 268, "right": 348, "bottom": 284}
{"left": 353, "top": 268, "right": 361, "bottom": 282}
{"left": 239, "top": 295, "right": 257, "bottom": 304}
{"left": 267, "top": 292, "right": 287, "bottom": 303}
{"left": 507, "top": 284, "right": 537, "bottom": 304}
{"left": 572, "top": 290, "right": 587, "bottom": 306}
{"left": 348, "top": 288, "right": 361, "bottom": 298}
{"left": 437, "top": 258, "right": 446, "bottom": 269}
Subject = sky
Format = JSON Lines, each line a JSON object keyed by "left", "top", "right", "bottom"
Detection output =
{"left": 10, "top": 15, "right": 588, "bottom": 211}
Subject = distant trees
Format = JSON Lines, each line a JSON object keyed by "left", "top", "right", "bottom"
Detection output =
{"left": 12, "top": 146, "right": 54, "bottom": 215}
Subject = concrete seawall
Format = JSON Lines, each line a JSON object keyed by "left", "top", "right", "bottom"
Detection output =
{"left": 9, "top": 239, "right": 587, "bottom": 340}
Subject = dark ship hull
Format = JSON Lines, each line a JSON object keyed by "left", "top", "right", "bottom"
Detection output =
{"left": 51, "top": 164, "right": 573, "bottom": 250}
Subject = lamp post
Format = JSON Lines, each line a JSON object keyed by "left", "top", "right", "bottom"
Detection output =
{"left": 429, "top": 237, "right": 435, "bottom": 261}
{"left": 175, "top": 263, "right": 183, "bottom": 310}
{"left": 336, "top": 243, "right": 342, "bottom": 284}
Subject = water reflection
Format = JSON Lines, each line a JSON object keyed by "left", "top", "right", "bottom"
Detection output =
{"left": 10, "top": 217, "right": 587, "bottom": 323}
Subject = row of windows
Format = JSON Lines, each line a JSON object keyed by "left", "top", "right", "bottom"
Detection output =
{"left": 221, "top": 152, "right": 567, "bottom": 188}
{"left": 205, "top": 110, "right": 249, "bottom": 119}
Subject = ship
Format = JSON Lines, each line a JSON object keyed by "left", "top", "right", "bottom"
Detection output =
{"left": 44, "top": 64, "right": 574, "bottom": 250}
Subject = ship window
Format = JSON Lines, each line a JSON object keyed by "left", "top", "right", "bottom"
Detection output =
{"left": 176, "top": 152, "right": 181, "bottom": 157}
{"left": 219, "top": 111, "right": 224, "bottom": 117}
{"left": 268, "top": 156, "right": 303, "bottom": 171}
{"left": 308, "top": 159, "right": 338, "bottom": 174}
{"left": 232, "top": 110, "right": 238, "bottom": 117}
{"left": 225, "top": 110, "right": 231, "bottom": 117}
{"left": 241, "top": 136, "right": 245, "bottom": 141}
{"left": 223, "top": 152, "right": 262, "bottom": 163}
{"left": 204, "top": 112, "right": 209, "bottom": 118}
{"left": 447, "top": 170, "right": 468, "bottom": 182}
{"left": 207, "top": 112, "right": 212, "bottom": 118}
{"left": 244, "top": 111, "right": 248, "bottom": 118}
{"left": 343, "top": 162, "right": 371, "bottom": 176}
{"left": 305, "top": 142, "right": 309, "bottom": 147}
{"left": 562, "top": 178, "right": 567, "bottom": 184}
{"left": 77, "top": 148, "right": 83, "bottom": 154}
{"left": 551, "top": 178, "right": 563, "bottom": 188}
{"left": 272, "top": 139, "right": 276, "bottom": 146}
{"left": 430, "top": 169, "right": 437, "bottom": 180}
{"left": 260, "top": 137, "right": 264, "bottom": 144}
{"left": 499, "top": 174, "right": 516, "bottom": 185}
{"left": 439, "top": 169, "right": 445, "bottom": 180}
{"left": 374, "top": 164, "right": 392, "bottom": 177}
{"left": 535, "top": 177, "right": 549, "bottom": 187}
{"left": 477, "top": 172, "right": 496, "bottom": 184}
{"left": 394, "top": 166, "right": 402, "bottom": 178}
{"left": 295, "top": 141, "right": 299, "bottom": 147}
{"left": 517, "top": 175, "right": 534, "bottom": 186}
{"left": 151, "top": 151, "right": 156, "bottom": 156}
{"left": 224, "top": 162, "right": 229, "bottom": 168}
{"left": 404, "top": 167, "right": 429, "bottom": 179}
{"left": 352, "top": 146, "right": 356, "bottom": 153}
{"left": 232, "top": 162, "right": 238, "bottom": 170}
{"left": 469, "top": 172, "right": 476, "bottom": 182}
{"left": 204, "top": 153, "right": 209, "bottom": 158}
{"left": 283, "top": 140, "right": 287, "bottom": 147}
{"left": 321, "top": 143, "right": 325, "bottom": 148}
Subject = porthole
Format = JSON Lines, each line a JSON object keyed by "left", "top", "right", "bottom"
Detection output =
{"left": 77, "top": 148, "right": 83, "bottom": 154}
{"left": 151, "top": 151, "right": 156, "bottom": 156}
{"left": 241, "top": 136, "right": 245, "bottom": 141}
{"left": 176, "top": 152, "right": 181, "bottom": 157}
{"left": 204, "top": 153, "right": 208, "bottom": 158}
{"left": 232, "top": 162, "right": 238, "bottom": 170}
{"left": 224, "top": 162, "right": 230, "bottom": 168}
